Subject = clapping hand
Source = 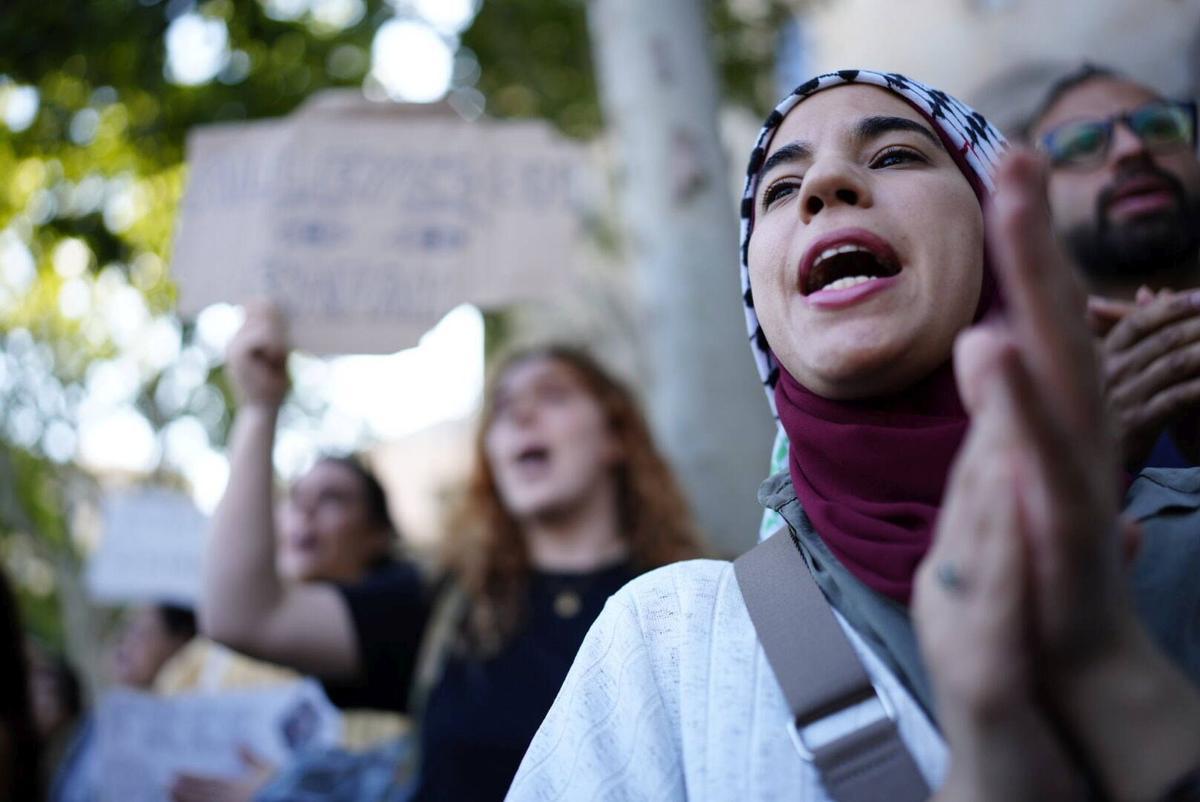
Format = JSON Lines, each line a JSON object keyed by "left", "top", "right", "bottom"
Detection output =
{"left": 915, "top": 150, "right": 1200, "bottom": 801}
{"left": 1088, "top": 287, "right": 1200, "bottom": 468}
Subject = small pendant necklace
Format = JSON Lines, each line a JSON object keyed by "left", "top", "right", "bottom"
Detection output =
{"left": 545, "top": 573, "right": 596, "bottom": 620}
{"left": 541, "top": 560, "right": 629, "bottom": 620}
{"left": 552, "top": 589, "right": 583, "bottom": 619}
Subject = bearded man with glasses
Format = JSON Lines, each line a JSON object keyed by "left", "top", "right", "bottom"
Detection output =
{"left": 1030, "top": 64, "right": 1200, "bottom": 469}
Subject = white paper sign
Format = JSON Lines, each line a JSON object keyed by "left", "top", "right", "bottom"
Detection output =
{"left": 95, "top": 680, "right": 342, "bottom": 802}
{"left": 171, "top": 94, "right": 593, "bottom": 354}
{"left": 86, "top": 487, "right": 207, "bottom": 606}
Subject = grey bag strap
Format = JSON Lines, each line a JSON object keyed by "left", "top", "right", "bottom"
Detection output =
{"left": 734, "top": 528, "right": 931, "bottom": 802}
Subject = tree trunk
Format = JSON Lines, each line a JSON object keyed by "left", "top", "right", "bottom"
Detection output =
{"left": 587, "top": 0, "right": 775, "bottom": 554}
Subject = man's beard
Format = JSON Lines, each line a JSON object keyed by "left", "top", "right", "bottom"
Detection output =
{"left": 1063, "top": 163, "right": 1200, "bottom": 282}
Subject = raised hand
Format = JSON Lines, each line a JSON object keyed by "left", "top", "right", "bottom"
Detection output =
{"left": 914, "top": 328, "right": 1086, "bottom": 802}
{"left": 226, "top": 301, "right": 290, "bottom": 411}
{"left": 929, "top": 148, "right": 1200, "bottom": 802}
{"left": 982, "top": 150, "right": 1127, "bottom": 668}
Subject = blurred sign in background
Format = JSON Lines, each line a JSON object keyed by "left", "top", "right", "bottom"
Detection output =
{"left": 96, "top": 680, "right": 341, "bottom": 802}
{"left": 173, "top": 94, "right": 593, "bottom": 353}
{"left": 85, "top": 487, "right": 206, "bottom": 607}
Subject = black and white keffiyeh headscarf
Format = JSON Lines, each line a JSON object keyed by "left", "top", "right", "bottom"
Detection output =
{"left": 740, "top": 69, "right": 1008, "bottom": 420}
{"left": 745, "top": 71, "right": 1009, "bottom": 540}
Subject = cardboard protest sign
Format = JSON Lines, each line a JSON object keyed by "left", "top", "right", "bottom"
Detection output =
{"left": 95, "top": 680, "right": 341, "bottom": 802}
{"left": 171, "top": 94, "right": 593, "bottom": 354}
{"left": 86, "top": 487, "right": 206, "bottom": 606}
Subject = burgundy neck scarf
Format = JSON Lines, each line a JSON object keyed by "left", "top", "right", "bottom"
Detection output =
{"left": 775, "top": 359, "right": 968, "bottom": 603}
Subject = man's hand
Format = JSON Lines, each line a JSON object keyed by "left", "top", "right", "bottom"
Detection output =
{"left": 1088, "top": 288, "right": 1200, "bottom": 468}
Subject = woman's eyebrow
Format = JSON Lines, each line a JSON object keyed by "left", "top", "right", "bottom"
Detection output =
{"left": 854, "top": 115, "right": 942, "bottom": 149}
{"left": 758, "top": 115, "right": 942, "bottom": 182}
{"left": 759, "top": 142, "right": 812, "bottom": 180}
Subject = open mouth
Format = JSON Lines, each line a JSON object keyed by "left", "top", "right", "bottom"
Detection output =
{"left": 515, "top": 445, "right": 551, "bottom": 468}
{"left": 292, "top": 533, "right": 320, "bottom": 553}
{"left": 801, "top": 234, "right": 901, "bottom": 296}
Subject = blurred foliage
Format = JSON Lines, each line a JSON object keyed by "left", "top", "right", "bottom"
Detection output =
{"left": 0, "top": 0, "right": 391, "bottom": 647}
{"left": 463, "top": 0, "right": 796, "bottom": 138}
{"left": 0, "top": 0, "right": 794, "bottom": 647}
{"left": 711, "top": 0, "right": 802, "bottom": 112}
{"left": 0, "top": 438, "right": 73, "bottom": 645}
{"left": 0, "top": 0, "right": 389, "bottom": 337}
{"left": 0, "top": 0, "right": 391, "bottom": 165}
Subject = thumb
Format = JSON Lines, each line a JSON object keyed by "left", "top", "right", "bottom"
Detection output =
{"left": 1087, "top": 295, "right": 1133, "bottom": 336}
{"left": 953, "top": 325, "right": 1018, "bottom": 416}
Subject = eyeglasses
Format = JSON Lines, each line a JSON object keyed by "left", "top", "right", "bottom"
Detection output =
{"left": 1039, "top": 100, "right": 1198, "bottom": 169}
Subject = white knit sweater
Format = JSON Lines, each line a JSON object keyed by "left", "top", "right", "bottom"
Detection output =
{"left": 507, "top": 559, "right": 947, "bottom": 801}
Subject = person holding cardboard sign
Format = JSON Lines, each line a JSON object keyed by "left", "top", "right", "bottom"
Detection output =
{"left": 200, "top": 304, "right": 706, "bottom": 801}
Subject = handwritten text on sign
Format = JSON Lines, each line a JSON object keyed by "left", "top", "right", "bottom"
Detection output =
{"left": 172, "top": 109, "right": 591, "bottom": 354}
